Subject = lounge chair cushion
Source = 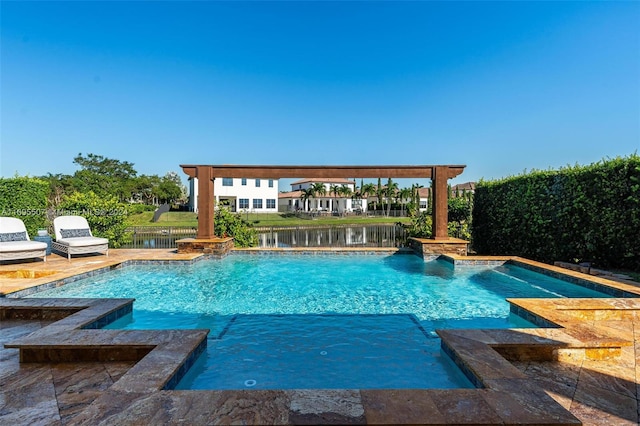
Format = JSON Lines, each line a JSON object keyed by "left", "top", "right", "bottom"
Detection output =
{"left": 0, "top": 240, "right": 47, "bottom": 253}
{"left": 60, "top": 228, "right": 92, "bottom": 238}
{"left": 56, "top": 236, "right": 108, "bottom": 247}
{"left": 0, "top": 231, "right": 28, "bottom": 242}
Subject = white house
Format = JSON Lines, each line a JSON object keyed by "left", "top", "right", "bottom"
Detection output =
{"left": 278, "top": 178, "right": 367, "bottom": 214}
{"left": 188, "top": 177, "right": 279, "bottom": 213}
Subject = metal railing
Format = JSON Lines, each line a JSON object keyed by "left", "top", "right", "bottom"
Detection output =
{"left": 254, "top": 224, "right": 406, "bottom": 248}
{"left": 122, "top": 224, "right": 406, "bottom": 249}
{"left": 123, "top": 226, "right": 197, "bottom": 249}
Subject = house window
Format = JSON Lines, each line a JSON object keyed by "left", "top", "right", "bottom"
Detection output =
{"left": 268, "top": 179, "right": 274, "bottom": 188}
{"left": 253, "top": 199, "right": 263, "bottom": 209}
{"left": 239, "top": 198, "right": 249, "bottom": 209}
{"left": 266, "top": 199, "right": 276, "bottom": 209}
{"left": 222, "top": 178, "right": 233, "bottom": 187}
{"left": 420, "top": 201, "right": 427, "bottom": 209}
{"left": 255, "top": 179, "right": 261, "bottom": 187}
{"left": 241, "top": 178, "right": 247, "bottom": 186}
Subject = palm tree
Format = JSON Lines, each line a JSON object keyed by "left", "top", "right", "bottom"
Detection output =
{"left": 376, "top": 177, "right": 383, "bottom": 213}
{"left": 311, "top": 182, "right": 326, "bottom": 210}
{"left": 299, "top": 187, "right": 314, "bottom": 212}
{"left": 398, "top": 187, "right": 412, "bottom": 216}
{"left": 329, "top": 184, "right": 341, "bottom": 212}
{"left": 338, "top": 185, "right": 353, "bottom": 215}
{"left": 385, "top": 178, "right": 398, "bottom": 217}
{"left": 361, "top": 183, "right": 376, "bottom": 213}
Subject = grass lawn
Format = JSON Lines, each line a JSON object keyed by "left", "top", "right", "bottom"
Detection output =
{"left": 127, "top": 211, "right": 410, "bottom": 227}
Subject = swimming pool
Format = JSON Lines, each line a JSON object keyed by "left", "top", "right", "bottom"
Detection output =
{"left": 30, "top": 254, "right": 612, "bottom": 390}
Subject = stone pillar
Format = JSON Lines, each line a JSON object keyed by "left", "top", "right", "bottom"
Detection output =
{"left": 196, "top": 166, "right": 215, "bottom": 239}
{"left": 432, "top": 166, "right": 449, "bottom": 240}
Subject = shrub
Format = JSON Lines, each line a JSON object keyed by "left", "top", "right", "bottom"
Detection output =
{"left": 127, "top": 204, "right": 157, "bottom": 215}
{"left": 59, "top": 191, "right": 131, "bottom": 248}
{"left": 0, "top": 176, "right": 48, "bottom": 236}
{"left": 472, "top": 154, "right": 640, "bottom": 270}
{"left": 214, "top": 207, "right": 258, "bottom": 247}
{"left": 405, "top": 211, "right": 433, "bottom": 238}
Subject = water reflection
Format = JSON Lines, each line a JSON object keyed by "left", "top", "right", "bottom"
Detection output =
{"left": 256, "top": 225, "right": 406, "bottom": 248}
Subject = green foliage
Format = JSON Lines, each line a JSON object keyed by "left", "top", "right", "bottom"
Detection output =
{"left": 127, "top": 204, "right": 157, "bottom": 215}
{"left": 0, "top": 176, "right": 48, "bottom": 236}
{"left": 472, "top": 154, "right": 640, "bottom": 271}
{"left": 72, "top": 153, "right": 137, "bottom": 201}
{"left": 59, "top": 191, "right": 131, "bottom": 248}
{"left": 405, "top": 211, "right": 433, "bottom": 239}
{"left": 214, "top": 207, "right": 258, "bottom": 247}
{"left": 448, "top": 197, "right": 473, "bottom": 224}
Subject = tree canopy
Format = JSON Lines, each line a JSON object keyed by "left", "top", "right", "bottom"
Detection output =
{"left": 41, "top": 153, "right": 187, "bottom": 207}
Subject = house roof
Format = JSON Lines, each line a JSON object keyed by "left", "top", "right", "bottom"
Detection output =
{"left": 452, "top": 182, "right": 476, "bottom": 191}
{"left": 279, "top": 190, "right": 303, "bottom": 199}
{"left": 279, "top": 190, "right": 368, "bottom": 200}
{"left": 290, "top": 178, "right": 356, "bottom": 186}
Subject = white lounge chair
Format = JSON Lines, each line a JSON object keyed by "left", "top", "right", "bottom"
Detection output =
{"left": 52, "top": 215, "right": 109, "bottom": 260}
{"left": 0, "top": 217, "right": 47, "bottom": 262}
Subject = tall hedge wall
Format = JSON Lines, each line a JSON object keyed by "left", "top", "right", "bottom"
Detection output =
{"left": 0, "top": 177, "right": 48, "bottom": 237}
{"left": 472, "top": 154, "right": 640, "bottom": 271}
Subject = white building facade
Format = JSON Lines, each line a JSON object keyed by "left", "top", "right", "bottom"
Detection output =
{"left": 278, "top": 178, "right": 367, "bottom": 214}
{"left": 189, "top": 177, "right": 279, "bottom": 213}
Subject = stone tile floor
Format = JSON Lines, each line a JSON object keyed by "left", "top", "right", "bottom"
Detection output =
{"left": 0, "top": 249, "right": 639, "bottom": 425}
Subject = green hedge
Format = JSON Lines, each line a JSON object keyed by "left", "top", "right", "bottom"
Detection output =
{"left": 0, "top": 177, "right": 48, "bottom": 237}
{"left": 59, "top": 191, "right": 131, "bottom": 248}
{"left": 472, "top": 154, "right": 640, "bottom": 271}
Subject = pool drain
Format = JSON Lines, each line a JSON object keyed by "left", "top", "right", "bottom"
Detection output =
{"left": 320, "top": 351, "right": 327, "bottom": 356}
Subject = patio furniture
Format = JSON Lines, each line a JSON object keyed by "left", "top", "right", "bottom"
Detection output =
{"left": 0, "top": 217, "right": 47, "bottom": 262}
{"left": 52, "top": 216, "right": 109, "bottom": 260}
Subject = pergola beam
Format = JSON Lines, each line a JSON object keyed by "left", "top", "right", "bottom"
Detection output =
{"left": 181, "top": 164, "right": 466, "bottom": 240}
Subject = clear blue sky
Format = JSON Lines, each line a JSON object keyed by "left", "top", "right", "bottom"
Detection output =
{"left": 1, "top": 1, "right": 638, "bottom": 191}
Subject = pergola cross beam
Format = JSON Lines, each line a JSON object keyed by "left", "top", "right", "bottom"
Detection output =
{"left": 181, "top": 164, "right": 465, "bottom": 240}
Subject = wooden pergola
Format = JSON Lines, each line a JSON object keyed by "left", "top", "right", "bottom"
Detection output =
{"left": 181, "top": 164, "right": 465, "bottom": 241}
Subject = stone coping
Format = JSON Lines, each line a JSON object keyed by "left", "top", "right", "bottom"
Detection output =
{"left": 2, "top": 298, "right": 208, "bottom": 392}
{"left": 2, "top": 297, "right": 594, "bottom": 425}
{"left": 3, "top": 251, "right": 640, "bottom": 423}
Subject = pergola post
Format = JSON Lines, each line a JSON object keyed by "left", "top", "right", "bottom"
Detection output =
{"left": 180, "top": 164, "right": 466, "bottom": 249}
{"left": 182, "top": 165, "right": 215, "bottom": 239}
{"left": 431, "top": 166, "right": 449, "bottom": 240}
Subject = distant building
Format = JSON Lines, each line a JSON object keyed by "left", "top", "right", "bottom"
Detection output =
{"left": 452, "top": 182, "right": 476, "bottom": 196}
{"left": 278, "top": 178, "right": 367, "bottom": 214}
{"left": 188, "top": 177, "right": 279, "bottom": 213}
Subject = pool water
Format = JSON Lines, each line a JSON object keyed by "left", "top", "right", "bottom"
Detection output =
{"left": 30, "top": 254, "right": 611, "bottom": 390}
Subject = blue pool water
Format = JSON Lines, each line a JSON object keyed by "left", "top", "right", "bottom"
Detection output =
{"left": 30, "top": 254, "right": 611, "bottom": 390}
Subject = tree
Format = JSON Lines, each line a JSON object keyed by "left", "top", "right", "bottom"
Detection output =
{"left": 40, "top": 173, "right": 78, "bottom": 208}
{"left": 384, "top": 178, "right": 398, "bottom": 217}
{"left": 398, "top": 187, "right": 412, "bottom": 216}
{"left": 376, "top": 178, "right": 383, "bottom": 211}
{"left": 154, "top": 176, "right": 183, "bottom": 204}
{"left": 72, "top": 153, "right": 138, "bottom": 201}
{"left": 329, "top": 184, "right": 341, "bottom": 211}
{"left": 338, "top": 185, "right": 353, "bottom": 215}
{"left": 299, "top": 187, "right": 314, "bottom": 211}
{"left": 360, "top": 183, "right": 376, "bottom": 212}
{"left": 164, "top": 171, "right": 188, "bottom": 203}
{"left": 310, "top": 182, "right": 327, "bottom": 210}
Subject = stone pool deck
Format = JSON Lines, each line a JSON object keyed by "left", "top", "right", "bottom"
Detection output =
{"left": 0, "top": 249, "right": 639, "bottom": 425}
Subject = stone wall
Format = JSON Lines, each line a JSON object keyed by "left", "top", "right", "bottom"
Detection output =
{"left": 176, "top": 237, "right": 234, "bottom": 256}
{"left": 408, "top": 237, "right": 468, "bottom": 258}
